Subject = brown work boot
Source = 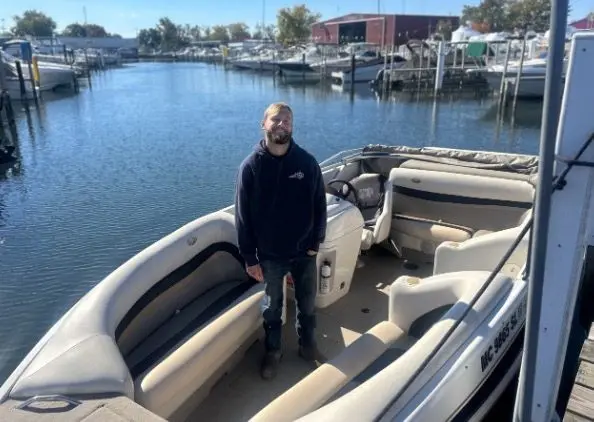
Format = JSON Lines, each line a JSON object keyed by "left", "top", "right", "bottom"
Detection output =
{"left": 298, "top": 345, "right": 327, "bottom": 366}
{"left": 260, "top": 350, "right": 282, "bottom": 380}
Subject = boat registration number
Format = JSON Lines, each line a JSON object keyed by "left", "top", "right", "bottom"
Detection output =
{"left": 480, "top": 296, "right": 527, "bottom": 373}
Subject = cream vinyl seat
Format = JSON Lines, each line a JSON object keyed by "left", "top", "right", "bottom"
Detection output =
{"left": 388, "top": 166, "right": 534, "bottom": 255}
{"left": 433, "top": 208, "right": 532, "bottom": 278}
{"left": 251, "top": 270, "right": 513, "bottom": 422}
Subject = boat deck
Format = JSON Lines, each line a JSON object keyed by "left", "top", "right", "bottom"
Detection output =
{"left": 186, "top": 248, "right": 432, "bottom": 421}
{"left": 0, "top": 248, "right": 432, "bottom": 422}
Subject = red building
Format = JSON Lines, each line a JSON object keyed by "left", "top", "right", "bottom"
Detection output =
{"left": 311, "top": 13, "right": 460, "bottom": 47}
{"left": 570, "top": 15, "right": 594, "bottom": 30}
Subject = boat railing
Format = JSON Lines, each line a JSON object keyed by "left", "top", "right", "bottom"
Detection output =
{"left": 319, "top": 148, "right": 363, "bottom": 169}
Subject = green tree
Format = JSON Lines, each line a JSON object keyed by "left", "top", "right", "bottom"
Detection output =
{"left": 176, "top": 24, "right": 192, "bottom": 46}
{"left": 157, "top": 17, "right": 179, "bottom": 50}
{"left": 461, "top": 0, "right": 509, "bottom": 32}
{"left": 190, "top": 25, "right": 202, "bottom": 41}
{"left": 227, "top": 22, "right": 250, "bottom": 41}
{"left": 62, "top": 23, "right": 86, "bottom": 37}
{"left": 210, "top": 25, "right": 229, "bottom": 42}
{"left": 138, "top": 28, "right": 162, "bottom": 50}
{"left": 276, "top": 5, "right": 320, "bottom": 45}
{"left": 436, "top": 19, "right": 454, "bottom": 40}
{"left": 12, "top": 10, "right": 57, "bottom": 37}
{"left": 62, "top": 23, "right": 108, "bottom": 37}
{"left": 203, "top": 26, "right": 212, "bottom": 40}
{"left": 253, "top": 23, "right": 276, "bottom": 40}
{"left": 508, "top": 0, "right": 552, "bottom": 31}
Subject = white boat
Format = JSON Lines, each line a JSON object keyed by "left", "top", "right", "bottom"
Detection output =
{"left": 469, "top": 56, "right": 569, "bottom": 92}
{"left": 1, "top": 51, "right": 76, "bottom": 91}
{"left": 331, "top": 55, "right": 408, "bottom": 84}
{"left": 503, "top": 74, "right": 566, "bottom": 99}
{"left": 0, "top": 143, "right": 536, "bottom": 422}
{"left": 275, "top": 62, "right": 322, "bottom": 83}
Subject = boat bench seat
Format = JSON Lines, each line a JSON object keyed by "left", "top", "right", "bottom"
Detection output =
{"left": 254, "top": 270, "right": 515, "bottom": 422}
{"left": 388, "top": 166, "right": 534, "bottom": 255}
{"left": 133, "top": 281, "right": 266, "bottom": 420}
{"left": 251, "top": 321, "right": 405, "bottom": 422}
{"left": 433, "top": 209, "right": 532, "bottom": 278}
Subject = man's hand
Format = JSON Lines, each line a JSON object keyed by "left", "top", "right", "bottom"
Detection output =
{"left": 306, "top": 250, "right": 318, "bottom": 256}
{"left": 246, "top": 264, "right": 264, "bottom": 282}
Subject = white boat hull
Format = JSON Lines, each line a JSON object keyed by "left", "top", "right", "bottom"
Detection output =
{"left": 332, "top": 61, "right": 407, "bottom": 84}
{"left": 231, "top": 59, "right": 275, "bottom": 72}
{"left": 0, "top": 145, "right": 537, "bottom": 422}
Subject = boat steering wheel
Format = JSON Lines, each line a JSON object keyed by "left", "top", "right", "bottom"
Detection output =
{"left": 326, "top": 179, "right": 360, "bottom": 207}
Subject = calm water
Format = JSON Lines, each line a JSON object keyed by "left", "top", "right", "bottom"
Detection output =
{"left": 0, "top": 62, "right": 543, "bottom": 382}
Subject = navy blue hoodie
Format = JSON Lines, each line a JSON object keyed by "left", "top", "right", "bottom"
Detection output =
{"left": 234, "top": 139, "right": 327, "bottom": 266}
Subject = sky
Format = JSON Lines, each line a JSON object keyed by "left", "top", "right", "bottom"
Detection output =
{"left": 1, "top": 0, "right": 591, "bottom": 38}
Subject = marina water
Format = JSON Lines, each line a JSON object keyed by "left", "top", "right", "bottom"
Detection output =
{"left": 0, "top": 61, "right": 543, "bottom": 384}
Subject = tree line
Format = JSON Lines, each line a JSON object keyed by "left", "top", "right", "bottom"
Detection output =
{"left": 4, "top": 5, "right": 321, "bottom": 50}
{"left": 5, "top": 1, "right": 571, "bottom": 51}
{"left": 461, "top": 0, "right": 560, "bottom": 33}
{"left": 8, "top": 10, "right": 123, "bottom": 38}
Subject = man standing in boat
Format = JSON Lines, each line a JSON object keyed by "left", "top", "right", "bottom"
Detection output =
{"left": 235, "top": 102, "right": 327, "bottom": 380}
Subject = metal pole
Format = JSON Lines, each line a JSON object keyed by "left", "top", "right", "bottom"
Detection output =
{"left": 513, "top": 0, "right": 569, "bottom": 420}
{"left": 0, "top": 50, "right": 6, "bottom": 92}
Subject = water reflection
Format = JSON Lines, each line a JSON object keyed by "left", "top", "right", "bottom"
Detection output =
{"left": 481, "top": 100, "right": 543, "bottom": 129}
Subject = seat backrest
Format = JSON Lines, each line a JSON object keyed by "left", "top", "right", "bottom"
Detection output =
{"left": 388, "top": 167, "right": 534, "bottom": 232}
{"left": 348, "top": 173, "right": 388, "bottom": 222}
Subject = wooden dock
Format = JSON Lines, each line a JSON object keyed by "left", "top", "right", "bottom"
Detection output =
{"left": 564, "top": 247, "right": 594, "bottom": 421}
{"left": 565, "top": 325, "right": 594, "bottom": 420}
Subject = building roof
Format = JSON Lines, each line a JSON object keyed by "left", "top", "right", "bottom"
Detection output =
{"left": 314, "top": 12, "right": 459, "bottom": 26}
{"left": 57, "top": 36, "right": 139, "bottom": 50}
{"left": 569, "top": 16, "right": 594, "bottom": 30}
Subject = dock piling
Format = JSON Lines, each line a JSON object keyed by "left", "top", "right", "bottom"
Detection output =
{"left": 511, "top": 36, "right": 528, "bottom": 116}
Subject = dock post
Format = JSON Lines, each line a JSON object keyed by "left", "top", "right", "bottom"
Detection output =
{"left": 302, "top": 53, "right": 306, "bottom": 83}
{"left": 26, "top": 60, "right": 38, "bottom": 103}
{"left": 388, "top": 44, "right": 395, "bottom": 93}
{"left": 14, "top": 61, "right": 28, "bottom": 102}
{"left": 511, "top": 36, "right": 528, "bottom": 115}
{"left": 350, "top": 53, "right": 355, "bottom": 87}
{"left": 0, "top": 48, "right": 6, "bottom": 94}
{"left": 434, "top": 41, "right": 445, "bottom": 96}
{"left": 498, "top": 40, "right": 513, "bottom": 112}
{"left": 382, "top": 47, "right": 389, "bottom": 94}
{"left": 417, "top": 43, "right": 424, "bottom": 92}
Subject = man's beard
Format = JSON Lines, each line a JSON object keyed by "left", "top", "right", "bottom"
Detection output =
{"left": 267, "top": 130, "right": 292, "bottom": 145}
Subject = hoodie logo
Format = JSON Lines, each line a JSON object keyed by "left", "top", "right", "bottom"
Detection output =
{"left": 289, "top": 171, "right": 304, "bottom": 180}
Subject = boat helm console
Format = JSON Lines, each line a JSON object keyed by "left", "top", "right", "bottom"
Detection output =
{"left": 286, "top": 193, "right": 364, "bottom": 308}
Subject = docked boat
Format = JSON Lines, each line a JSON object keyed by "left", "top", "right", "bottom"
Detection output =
{"left": 0, "top": 144, "right": 535, "bottom": 422}
{"left": 1, "top": 51, "right": 76, "bottom": 93}
{"left": 469, "top": 56, "right": 569, "bottom": 92}
{"left": 503, "top": 74, "right": 567, "bottom": 99}
{"left": 276, "top": 62, "right": 322, "bottom": 83}
{"left": 331, "top": 54, "right": 408, "bottom": 84}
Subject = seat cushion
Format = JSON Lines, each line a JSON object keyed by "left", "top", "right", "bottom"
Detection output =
{"left": 348, "top": 173, "right": 387, "bottom": 222}
{"left": 391, "top": 214, "right": 473, "bottom": 255}
{"left": 392, "top": 214, "right": 473, "bottom": 242}
{"left": 133, "top": 282, "right": 265, "bottom": 419}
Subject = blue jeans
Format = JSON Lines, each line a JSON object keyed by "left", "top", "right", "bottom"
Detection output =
{"left": 260, "top": 255, "right": 317, "bottom": 352}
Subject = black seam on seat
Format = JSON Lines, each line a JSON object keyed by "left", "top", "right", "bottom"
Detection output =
{"left": 115, "top": 242, "right": 246, "bottom": 341}
{"left": 129, "top": 281, "right": 255, "bottom": 379}
{"left": 123, "top": 280, "right": 244, "bottom": 362}
{"left": 393, "top": 185, "right": 532, "bottom": 209}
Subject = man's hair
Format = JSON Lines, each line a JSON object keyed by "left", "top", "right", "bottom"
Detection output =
{"left": 263, "top": 102, "right": 293, "bottom": 120}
